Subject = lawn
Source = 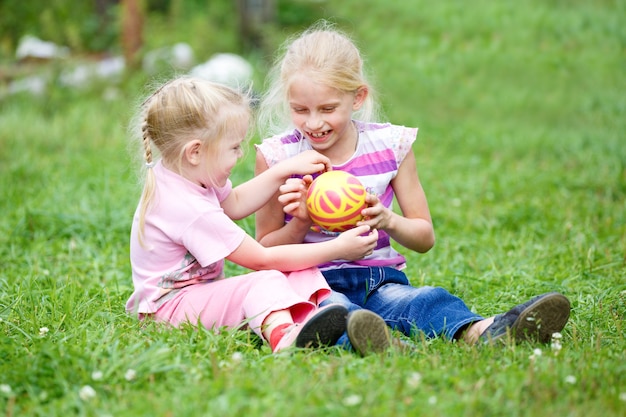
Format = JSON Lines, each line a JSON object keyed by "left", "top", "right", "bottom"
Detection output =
{"left": 1, "top": 0, "right": 624, "bottom": 416}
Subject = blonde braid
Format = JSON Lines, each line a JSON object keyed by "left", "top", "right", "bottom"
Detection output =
{"left": 137, "top": 113, "right": 157, "bottom": 247}
{"left": 142, "top": 120, "right": 154, "bottom": 167}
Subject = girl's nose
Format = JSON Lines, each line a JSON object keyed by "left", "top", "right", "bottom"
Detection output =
{"left": 306, "top": 113, "right": 324, "bottom": 130}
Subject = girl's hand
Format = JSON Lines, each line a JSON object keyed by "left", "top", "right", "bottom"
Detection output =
{"left": 334, "top": 226, "right": 379, "bottom": 260}
{"left": 279, "top": 150, "right": 331, "bottom": 177}
{"left": 277, "top": 175, "right": 313, "bottom": 223}
{"left": 356, "top": 194, "right": 392, "bottom": 230}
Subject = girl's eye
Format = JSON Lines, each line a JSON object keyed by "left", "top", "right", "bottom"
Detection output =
{"left": 322, "top": 107, "right": 335, "bottom": 112}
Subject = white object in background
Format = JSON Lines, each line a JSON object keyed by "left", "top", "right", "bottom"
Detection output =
{"left": 59, "top": 56, "right": 125, "bottom": 88}
{"left": 189, "top": 53, "right": 253, "bottom": 88}
{"left": 16, "top": 35, "right": 69, "bottom": 60}
{"left": 143, "top": 43, "right": 195, "bottom": 75}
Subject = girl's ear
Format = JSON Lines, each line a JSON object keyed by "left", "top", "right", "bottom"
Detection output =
{"left": 353, "top": 86, "right": 369, "bottom": 110}
{"left": 184, "top": 140, "right": 203, "bottom": 165}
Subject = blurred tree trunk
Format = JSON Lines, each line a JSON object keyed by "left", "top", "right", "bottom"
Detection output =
{"left": 237, "top": 0, "right": 275, "bottom": 51}
{"left": 121, "top": 0, "right": 143, "bottom": 69}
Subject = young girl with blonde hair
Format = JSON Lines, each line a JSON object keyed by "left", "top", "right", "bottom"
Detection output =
{"left": 255, "top": 22, "right": 570, "bottom": 349}
{"left": 126, "top": 76, "right": 383, "bottom": 352}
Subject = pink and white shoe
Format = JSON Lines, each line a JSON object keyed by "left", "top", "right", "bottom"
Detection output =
{"left": 273, "top": 304, "right": 348, "bottom": 352}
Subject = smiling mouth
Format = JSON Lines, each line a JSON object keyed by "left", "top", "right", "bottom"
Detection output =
{"left": 307, "top": 130, "right": 331, "bottom": 140}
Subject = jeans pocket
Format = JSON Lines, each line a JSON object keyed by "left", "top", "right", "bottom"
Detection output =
{"left": 368, "top": 267, "right": 410, "bottom": 295}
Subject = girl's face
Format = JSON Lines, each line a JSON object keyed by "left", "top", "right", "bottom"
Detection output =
{"left": 211, "top": 134, "right": 245, "bottom": 187}
{"left": 193, "top": 121, "right": 247, "bottom": 188}
{"left": 288, "top": 74, "right": 366, "bottom": 161}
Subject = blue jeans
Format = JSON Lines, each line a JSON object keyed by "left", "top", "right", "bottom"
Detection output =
{"left": 320, "top": 267, "right": 483, "bottom": 347}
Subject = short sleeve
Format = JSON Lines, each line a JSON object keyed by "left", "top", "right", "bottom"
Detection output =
{"left": 392, "top": 125, "right": 418, "bottom": 167}
{"left": 214, "top": 179, "right": 233, "bottom": 203}
{"left": 255, "top": 130, "right": 305, "bottom": 168}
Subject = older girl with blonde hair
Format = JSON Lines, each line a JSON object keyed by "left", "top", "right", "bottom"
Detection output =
{"left": 255, "top": 22, "right": 570, "bottom": 350}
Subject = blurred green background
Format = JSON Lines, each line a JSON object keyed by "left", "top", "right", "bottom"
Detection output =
{"left": 1, "top": 1, "right": 624, "bottom": 416}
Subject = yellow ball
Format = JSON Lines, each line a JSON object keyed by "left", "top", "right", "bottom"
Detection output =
{"left": 306, "top": 171, "right": 367, "bottom": 232}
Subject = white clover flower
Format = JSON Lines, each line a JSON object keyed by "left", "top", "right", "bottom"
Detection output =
{"left": 231, "top": 352, "right": 244, "bottom": 363}
{"left": 124, "top": 369, "right": 137, "bottom": 381}
{"left": 529, "top": 348, "right": 543, "bottom": 361}
{"left": 0, "top": 384, "right": 12, "bottom": 395}
{"left": 428, "top": 396, "right": 437, "bottom": 405}
{"left": 91, "top": 371, "right": 103, "bottom": 381}
{"left": 406, "top": 372, "right": 422, "bottom": 388}
{"left": 619, "top": 392, "right": 626, "bottom": 402}
{"left": 564, "top": 375, "right": 576, "bottom": 385}
{"left": 39, "top": 327, "right": 49, "bottom": 336}
{"left": 342, "top": 394, "right": 362, "bottom": 407}
{"left": 550, "top": 333, "right": 563, "bottom": 353}
{"left": 79, "top": 385, "right": 97, "bottom": 401}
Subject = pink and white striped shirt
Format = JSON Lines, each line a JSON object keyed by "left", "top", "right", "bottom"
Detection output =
{"left": 256, "top": 121, "right": 418, "bottom": 270}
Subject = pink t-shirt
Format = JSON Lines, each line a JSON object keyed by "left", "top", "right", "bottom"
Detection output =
{"left": 126, "top": 161, "right": 246, "bottom": 314}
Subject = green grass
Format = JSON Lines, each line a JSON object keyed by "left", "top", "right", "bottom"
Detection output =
{"left": 1, "top": 0, "right": 625, "bottom": 416}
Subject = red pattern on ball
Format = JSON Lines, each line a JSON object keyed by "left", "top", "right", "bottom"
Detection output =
{"left": 306, "top": 171, "right": 367, "bottom": 232}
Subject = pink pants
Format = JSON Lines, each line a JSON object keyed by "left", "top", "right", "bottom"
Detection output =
{"left": 153, "top": 268, "right": 330, "bottom": 337}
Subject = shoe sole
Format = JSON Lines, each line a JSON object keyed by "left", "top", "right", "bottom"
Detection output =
{"left": 507, "top": 292, "right": 571, "bottom": 343}
{"left": 295, "top": 304, "right": 348, "bottom": 349}
{"left": 347, "top": 310, "right": 391, "bottom": 356}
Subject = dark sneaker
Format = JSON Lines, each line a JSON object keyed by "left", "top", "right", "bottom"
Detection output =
{"left": 347, "top": 309, "right": 392, "bottom": 356}
{"left": 480, "top": 292, "right": 571, "bottom": 344}
{"left": 273, "top": 304, "right": 349, "bottom": 352}
{"left": 294, "top": 304, "right": 349, "bottom": 349}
